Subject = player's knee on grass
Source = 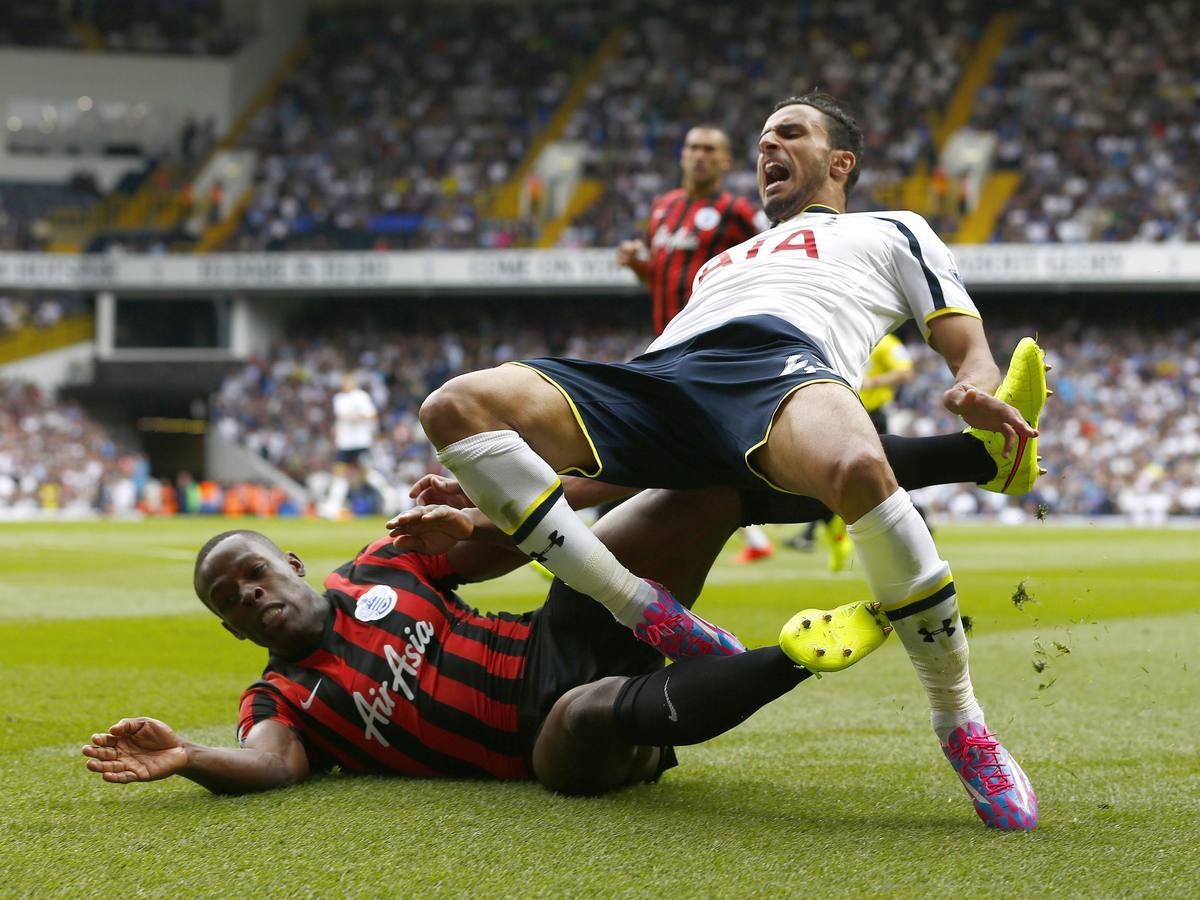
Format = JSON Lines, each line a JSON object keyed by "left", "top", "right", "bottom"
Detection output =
{"left": 533, "top": 677, "right": 658, "bottom": 796}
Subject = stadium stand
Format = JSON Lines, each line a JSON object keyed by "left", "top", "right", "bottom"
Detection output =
{"left": 0, "top": 378, "right": 150, "bottom": 515}
{"left": 230, "top": 4, "right": 607, "bottom": 251}
{"left": 978, "top": 0, "right": 1200, "bottom": 243}
{"left": 3, "top": 0, "right": 1198, "bottom": 250}
{"left": 0, "top": 180, "right": 101, "bottom": 251}
{"left": 0, "top": 0, "right": 246, "bottom": 55}
{"left": 559, "top": 0, "right": 988, "bottom": 247}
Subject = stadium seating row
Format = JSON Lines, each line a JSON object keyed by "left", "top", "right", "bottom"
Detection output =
{"left": 8, "top": 0, "right": 1196, "bottom": 251}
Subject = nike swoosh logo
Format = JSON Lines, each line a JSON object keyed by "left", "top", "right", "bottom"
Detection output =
{"left": 1001, "top": 433, "right": 1029, "bottom": 492}
{"left": 300, "top": 678, "right": 323, "bottom": 710}
{"left": 663, "top": 677, "right": 678, "bottom": 723}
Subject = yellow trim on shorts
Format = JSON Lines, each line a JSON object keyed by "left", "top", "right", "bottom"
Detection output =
{"left": 922, "top": 307, "right": 982, "bottom": 341}
{"left": 506, "top": 479, "right": 563, "bottom": 537}
{"left": 505, "top": 362, "right": 604, "bottom": 479}
{"left": 742, "top": 378, "right": 860, "bottom": 494}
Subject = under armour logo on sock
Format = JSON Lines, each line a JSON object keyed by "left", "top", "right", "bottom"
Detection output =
{"left": 918, "top": 618, "right": 957, "bottom": 642}
{"left": 528, "top": 530, "right": 565, "bottom": 563}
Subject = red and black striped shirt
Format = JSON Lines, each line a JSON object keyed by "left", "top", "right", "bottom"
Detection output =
{"left": 237, "top": 538, "right": 534, "bottom": 780}
{"left": 645, "top": 188, "right": 762, "bottom": 335}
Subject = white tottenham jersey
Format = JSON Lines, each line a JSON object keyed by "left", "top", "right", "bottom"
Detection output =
{"left": 644, "top": 208, "right": 978, "bottom": 390}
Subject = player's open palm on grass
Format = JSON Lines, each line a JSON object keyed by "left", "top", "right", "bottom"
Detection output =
{"left": 82, "top": 717, "right": 188, "bottom": 783}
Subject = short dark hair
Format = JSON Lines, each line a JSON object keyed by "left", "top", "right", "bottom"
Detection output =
{"left": 772, "top": 92, "right": 864, "bottom": 195}
{"left": 193, "top": 529, "right": 281, "bottom": 599}
{"left": 686, "top": 123, "right": 731, "bottom": 150}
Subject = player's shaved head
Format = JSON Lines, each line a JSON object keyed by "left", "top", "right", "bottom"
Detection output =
{"left": 193, "top": 529, "right": 327, "bottom": 656}
{"left": 685, "top": 124, "right": 730, "bottom": 154}
{"left": 681, "top": 124, "right": 732, "bottom": 195}
{"left": 772, "top": 92, "right": 863, "bottom": 195}
{"left": 193, "top": 530, "right": 284, "bottom": 599}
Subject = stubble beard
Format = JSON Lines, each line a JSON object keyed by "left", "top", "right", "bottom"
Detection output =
{"left": 762, "top": 167, "right": 826, "bottom": 223}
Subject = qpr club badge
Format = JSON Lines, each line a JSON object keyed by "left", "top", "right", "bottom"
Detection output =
{"left": 355, "top": 585, "right": 397, "bottom": 622}
{"left": 693, "top": 206, "right": 721, "bottom": 231}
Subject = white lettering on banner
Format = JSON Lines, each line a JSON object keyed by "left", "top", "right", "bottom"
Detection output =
{"left": 1, "top": 246, "right": 1199, "bottom": 291}
{"left": 352, "top": 619, "right": 436, "bottom": 747}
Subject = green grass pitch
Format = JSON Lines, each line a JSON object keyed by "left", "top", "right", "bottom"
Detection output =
{"left": 1, "top": 518, "right": 1197, "bottom": 896}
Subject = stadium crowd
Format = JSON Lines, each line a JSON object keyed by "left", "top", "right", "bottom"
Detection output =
{"left": 204, "top": 310, "right": 1200, "bottom": 523}
{"left": 0, "top": 0, "right": 245, "bottom": 55}
{"left": 0, "top": 379, "right": 149, "bottom": 516}
{"left": 560, "top": 0, "right": 984, "bottom": 248}
{"left": 0, "top": 294, "right": 66, "bottom": 334}
{"left": 980, "top": 1, "right": 1200, "bottom": 243}
{"left": 230, "top": 4, "right": 605, "bottom": 252}
{"left": 4, "top": 1, "right": 1199, "bottom": 251}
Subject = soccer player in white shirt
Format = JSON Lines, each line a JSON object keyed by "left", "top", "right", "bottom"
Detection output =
{"left": 320, "top": 374, "right": 379, "bottom": 519}
{"left": 411, "top": 92, "right": 1042, "bottom": 830}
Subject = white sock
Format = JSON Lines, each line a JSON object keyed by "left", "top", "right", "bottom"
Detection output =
{"left": 847, "top": 488, "right": 984, "bottom": 741}
{"left": 437, "top": 430, "right": 657, "bottom": 625}
{"left": 742, "top": 525, "right": 771, "bottom": 550}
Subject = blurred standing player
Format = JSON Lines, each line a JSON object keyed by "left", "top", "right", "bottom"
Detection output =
{"left": 320, "top": 374, "right": 379, "bottom": 519}
{"left": 789, "top": 332, "right": 917, "bottom": 569}
{"left": 616, "top": 125, "right": 774, "bottom": 563}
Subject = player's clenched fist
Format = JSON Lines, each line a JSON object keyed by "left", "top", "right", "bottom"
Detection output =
{"left": 82, "top": 717, "right": 188, "bottom": 783}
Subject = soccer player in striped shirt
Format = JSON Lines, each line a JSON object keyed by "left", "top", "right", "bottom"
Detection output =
{"left": 81, "top": 486, "right": 894, "bottom": 796}
{"left": 616, "top": 124, "right": 776, "bottom": 563}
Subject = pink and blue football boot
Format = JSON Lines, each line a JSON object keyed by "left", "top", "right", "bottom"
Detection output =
{"left": 942, "top": 722, "right": 1038, "bottom": 831}
{"left": 632, "top": 580, "right": 746, "bottom": 661}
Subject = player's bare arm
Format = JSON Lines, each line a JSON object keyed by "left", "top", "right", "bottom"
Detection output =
{"left": 930, "top": 313, "right": 1035, "bottom": 456}
{"left": 82, "top": 716, "right": 309, "bottom": 795}
{"left": 388, "top": 504, "right": 531, "bottom": 582}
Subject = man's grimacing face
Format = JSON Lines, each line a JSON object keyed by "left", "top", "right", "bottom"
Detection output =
{"left": 757, "top": 103, "right": 852, "bottom": 221}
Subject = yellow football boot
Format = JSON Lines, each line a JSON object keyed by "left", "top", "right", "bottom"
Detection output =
{"left": 779, "top": 600, "right": 892, "bottom": 673}
{"left": 970, "top": 337, "right": 1049, "bottom": 495}
{"left": 821, "top": 515, "right": 853, "bottom": 572}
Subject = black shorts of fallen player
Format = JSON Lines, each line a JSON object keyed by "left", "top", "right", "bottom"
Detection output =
{"left": 519, "top": 578, "right": 677, "bottom": 781}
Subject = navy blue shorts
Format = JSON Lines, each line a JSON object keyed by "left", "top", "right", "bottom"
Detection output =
{"left": 335, "top": 447, "right": 368, "bottom": 465}
{"left": 515, "top": 315, "right": 852, "bottom": 491}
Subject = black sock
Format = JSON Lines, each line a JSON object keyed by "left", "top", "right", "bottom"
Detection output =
{"left": 612, "top": 647, "right": 810, "bottom": 747}
{"left": 739, "top": 434, "right": 994, "bottom": 527}
{"left": 879, "top": 433, "right": 996, "bottom": 489}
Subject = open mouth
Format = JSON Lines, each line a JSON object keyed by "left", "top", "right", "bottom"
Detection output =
{"left": 763, "top": 160, "right": 790, "bottom": 191}
{"left": 261, "top": 604, "right": 285, "bottom": 628}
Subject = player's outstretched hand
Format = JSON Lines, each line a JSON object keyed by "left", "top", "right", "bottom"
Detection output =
{"left": 616, "top": 238, "right": 646, "bottom": 268}
{"left": 388, "top": 504, "right": 475, "bottom": 554}
{"left": 82, "top": 717, "right": 188, "bottom": 784}
{"left": 409, "top": 474, "right": 471, "bottom": 509}
{"left": 943, "top": 383, "right": 1037, "bottom": 458}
